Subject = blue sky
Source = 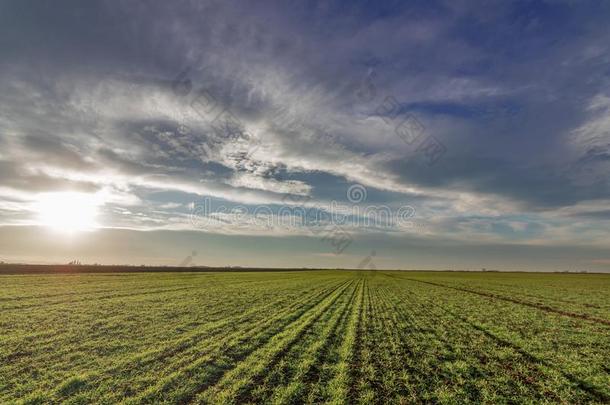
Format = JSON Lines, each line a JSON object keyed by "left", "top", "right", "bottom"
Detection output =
{"left": 0, "top": 0, "right": 609, "bottom": 271}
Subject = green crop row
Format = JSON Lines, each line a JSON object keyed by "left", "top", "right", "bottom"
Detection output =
{"left": 0, "top": 270, "right": 608, "bottom": 404}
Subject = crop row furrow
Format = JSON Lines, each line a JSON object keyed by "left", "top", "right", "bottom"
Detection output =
{"left": 400, "top": 277, "right": 610, "bottom": 325}
{"left": 379, "top": 277, "right": 556, "bottom": 402}
{"left": 387, "top": 277, "right": 606, "bottom": 403}
{"left": 119, "top": 280, "right": 352, "bottom": 404}
{"left": 396, "top": 276, "right": 610, "bottom": 400}
{"left": 191, "top": 280, "right": 355, "bottom": 404}
{"left": 297, "top": 277, "right": 362, "bottom": 405}
{"left": 12, "top": 279, "right": 343, "bottom": 403}
{"left": 237, "top": 279, "right": 359, "bottom": 404}
{"left": 2, "top": 278, "right": 328, "bottom": 367}
{"left": 293, "top": 279, "right": 360, "bottom": 404}
{"left": 81, "top": 280, "right": 346, "bottom": 403}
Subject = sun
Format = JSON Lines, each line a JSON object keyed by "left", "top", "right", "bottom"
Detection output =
{"left": 35, "top": 192, "right": 101, "bottom": 233}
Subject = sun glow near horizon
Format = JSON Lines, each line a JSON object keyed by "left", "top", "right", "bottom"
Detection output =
{"left": 34, "top": 192, "right": 102, "bottom": 234}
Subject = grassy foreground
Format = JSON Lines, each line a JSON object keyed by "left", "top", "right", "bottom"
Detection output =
{"left": 1, "top": 270, "right": 609, "bottom": 404}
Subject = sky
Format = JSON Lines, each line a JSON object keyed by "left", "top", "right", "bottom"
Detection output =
{"left": 0, "top": 0, "right": 609, "bottom": 271}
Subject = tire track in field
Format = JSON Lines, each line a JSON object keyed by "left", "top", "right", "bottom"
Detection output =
{"left": 234, "top": 279, "right": 359, "bottom": 404}
{"left": 458, "top": 283, "right": 605, "bottom": 310}
{"left": 190, "top": 281, "right": 355, "bottom": 404}
{"left": 390, "top": 277, "right": 610, "bottom": 403}
{"left": 375, "top": 282, "right": 465, "bottom": 401}
{"left": 379, "top": 278, "right": 559, "bottom": 403}
{"left": 397, "top": 276, "right": 610, "bottom": 326}
{"left": 121, "top": 280, "right": 352, "bottom": 404}
{"left": 402, "top": 280, "right": 596, "bottom": 402}
{"left": 445, "top": 306, "right": 610, "bottom": 403}
{"left": 52, "top": 280, "right": 346, "bottom": 402}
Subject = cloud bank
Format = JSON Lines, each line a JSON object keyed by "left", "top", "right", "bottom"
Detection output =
{"left": 0, "top": 0, "right": 609, "bottom": 268}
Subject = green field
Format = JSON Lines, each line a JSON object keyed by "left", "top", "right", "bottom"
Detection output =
{"left": 1, "top": 270, "right": 609, "bottom": 404}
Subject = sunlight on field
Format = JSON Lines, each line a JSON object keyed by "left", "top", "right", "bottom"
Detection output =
{"left": 0, "top": 270, "right": 608, "bottom": 403}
